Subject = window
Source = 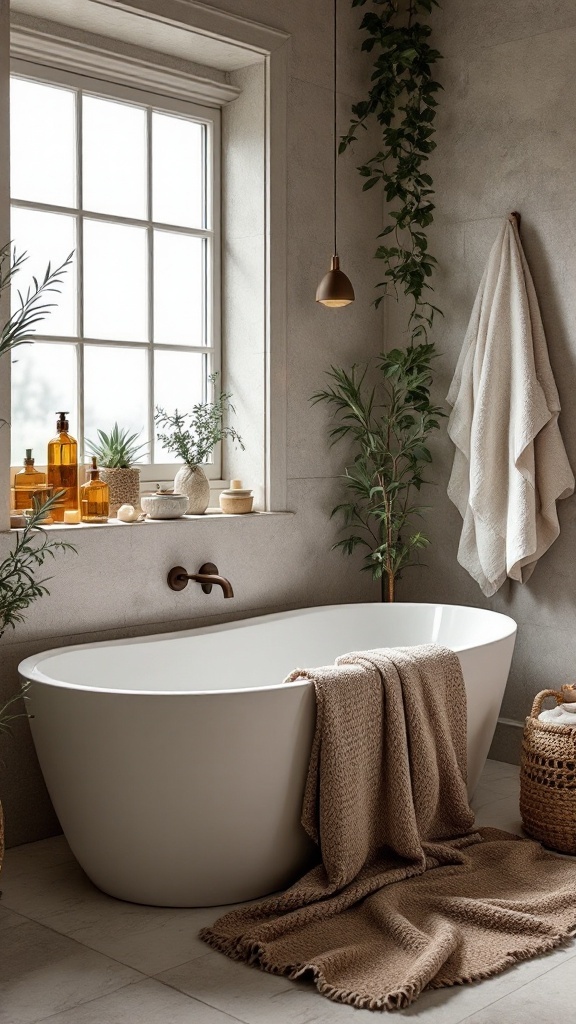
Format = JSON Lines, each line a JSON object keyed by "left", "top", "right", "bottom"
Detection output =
{"left": 9, "top": 65, "right": 221, "bottom": 480}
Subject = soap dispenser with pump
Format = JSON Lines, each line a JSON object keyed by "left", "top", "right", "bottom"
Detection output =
{"left": 47, "top": 411, "right": 78, "bottom": 521}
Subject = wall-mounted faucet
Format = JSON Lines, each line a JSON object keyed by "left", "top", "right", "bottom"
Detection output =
{"left": 167, "top": 563, "right": 234, "bottom": 599}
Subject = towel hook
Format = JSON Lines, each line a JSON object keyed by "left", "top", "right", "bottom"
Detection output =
{"left": 509, "top": 211, "right": 521, "bottom": 231}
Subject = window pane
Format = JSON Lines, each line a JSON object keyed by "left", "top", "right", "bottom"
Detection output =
{"left": 10, "top": 206, "right": 77, "bottom": 337}
{"left": 83, "top": 219, "right": 148, "bottom": 341}
{"left": 152, "top": 112, "right": 204, "bottom": 228}
{"left": 154, "top": 231, "right": 204, "bottom": 346}
{"left": 11, "top": 342, "right": 77, "bottom": 466}
{"left": 11, "top": 78, "right": 76, "bottom": 207}
{"left": 84, "top": 346, "right": 149, "bottom": 459}
{"left": 83, "top": 96, "right": 147, "bottom": 219}
{"left": 154, "top": 350, "right": 205, "bottom": 463}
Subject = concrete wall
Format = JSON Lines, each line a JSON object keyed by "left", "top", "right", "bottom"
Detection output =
{"left": 0, "top": 0, "right": 385, "bottom": 845}
{"left": 393, "top": 0, "right": 576, "bottom": 762}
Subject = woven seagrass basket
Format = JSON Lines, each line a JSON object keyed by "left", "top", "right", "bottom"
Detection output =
{"left": 520, "top": 688, "right": 576, "bottom": 855}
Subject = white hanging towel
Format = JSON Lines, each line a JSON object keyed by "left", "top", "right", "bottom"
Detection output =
{"left": 446, "top": 216, "right": 574, "bottom": 597}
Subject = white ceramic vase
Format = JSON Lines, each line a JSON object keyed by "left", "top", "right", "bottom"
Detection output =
{"left": 173, "top": 464, "right": 211, "bottom": 515}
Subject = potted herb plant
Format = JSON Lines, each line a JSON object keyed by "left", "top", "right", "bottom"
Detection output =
{"left": 155, "top": 374, "right": 244, "bottom": 515}
{"left": 85, "top": 424, "right": 147, "bottom": 517}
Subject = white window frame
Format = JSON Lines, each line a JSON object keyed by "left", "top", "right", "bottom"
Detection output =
{"left": 9, "top": 58, "right": 222, "bottom": 484}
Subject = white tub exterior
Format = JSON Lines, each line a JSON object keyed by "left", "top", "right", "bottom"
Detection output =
{"left": 19, "top": 603, "right": 516, "bottom": 908}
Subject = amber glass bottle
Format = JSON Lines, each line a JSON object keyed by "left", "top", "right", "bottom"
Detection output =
{"left": 80, "top": 457, "right": 109, "bottom": 523}
{"left": 47, "top": 412, "right": 78, "bottom": 522}
{"left": 11, "top": 449, "right": 52, "bottom": 511}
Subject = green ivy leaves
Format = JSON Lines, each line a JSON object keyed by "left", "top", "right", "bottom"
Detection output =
{"left": 342, "top": 0, "right": 443, "bottom": 327}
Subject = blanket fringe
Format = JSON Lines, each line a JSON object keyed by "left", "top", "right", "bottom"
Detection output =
{"left": 199, "top": 921, "right": 576, "bottom": 1012}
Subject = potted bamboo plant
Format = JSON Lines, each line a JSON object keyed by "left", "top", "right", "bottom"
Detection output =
{"left": 85, "top": 424, "right": 147, "bottom": 516}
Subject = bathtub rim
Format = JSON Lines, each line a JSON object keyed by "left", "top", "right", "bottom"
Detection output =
{"left": 19, "top": 601, "right": 517, "bottom": 698}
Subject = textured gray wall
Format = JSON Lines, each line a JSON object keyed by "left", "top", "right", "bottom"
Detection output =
{"left": 393, "top": 0, "right": 576, "bottom": 761}
{"left": 0, "top": 0, "right": 385, "bottom": 846}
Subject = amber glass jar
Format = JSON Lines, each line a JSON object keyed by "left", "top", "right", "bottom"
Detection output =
{"left": 11, "top": 449, "right": 53, "bottom": 511}
{"left": 80, "top": 457, "right": 110, "bottom": 523}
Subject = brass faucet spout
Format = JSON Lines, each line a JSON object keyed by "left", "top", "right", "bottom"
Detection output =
{"left": 167, "top": 563, "right": 234, "bottom": 598}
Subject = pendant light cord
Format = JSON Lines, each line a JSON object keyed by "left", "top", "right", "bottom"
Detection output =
{"left": 333, "top": 0, "right": 338, "bottom": 257}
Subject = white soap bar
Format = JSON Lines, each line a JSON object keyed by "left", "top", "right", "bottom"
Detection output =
{"left": 117, "top": 504, "right": 139, "bottom": 523}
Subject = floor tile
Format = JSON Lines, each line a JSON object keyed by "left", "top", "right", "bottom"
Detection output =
{"left": 157, "top": 940, "right": 576, "bottom": 1024}
{"left": 0, "top": 918, "right": 142, "bottom": 1024}
{"left": 3, "top": 835, "right": 74, "bottom": 874}
{"left": 473, "top": 792, "right": 524, "bottom": 836}
{"left": 458, "top": 950, "right": 576, "bottom": 1023}
{"left": 38, "top": 898, "right": 237, "bottom": 975}
{"left": 0, "top": 905, "right": 28, "bottom": 931}
{"left": 0, "top": 843, "right": 95, "bottom": 920}
{"left": 27, "top": 977, "right": 243, "bottom": 1024}
{"left": 2, "top": 848, "right": 224, "bottom": 974}
{"left": 158, "top": 950, "right": 362, "bottom": 1024}
{"left": 481, "top": 759, "right": 521, "bottom": 780}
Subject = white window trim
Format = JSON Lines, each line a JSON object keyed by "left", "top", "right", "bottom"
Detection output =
{"left": 10, "top": 22, "right": 241, "bottom": 108}
{"left": 10, "top": 58, "right": 223, "bottom": 482}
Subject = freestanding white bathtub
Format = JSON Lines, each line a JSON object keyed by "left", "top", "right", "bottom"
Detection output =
{"left": 19, "top": 602, "right": 516, "bottom": 908}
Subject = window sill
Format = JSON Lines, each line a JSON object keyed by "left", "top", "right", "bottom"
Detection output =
{"left": 8, "top": 509, "right": 292, "bottom": 535}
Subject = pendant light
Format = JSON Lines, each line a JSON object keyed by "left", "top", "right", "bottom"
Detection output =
{"left": 316, "top": 0, "right": 355, "bottom": 308}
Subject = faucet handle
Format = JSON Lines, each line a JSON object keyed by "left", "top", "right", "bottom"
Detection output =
{"left": 196, "top": 562, "right": 219, "bottom": 594}
{"left": 167, "top": 565, "right": 189, "bottom": 591}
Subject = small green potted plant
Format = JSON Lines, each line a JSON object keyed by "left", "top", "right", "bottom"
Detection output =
{"left": 85, "top": 424, "right": 147, "bottom": 517}
{"left": 155, "top": 374, "right": 244, "bottom": 515}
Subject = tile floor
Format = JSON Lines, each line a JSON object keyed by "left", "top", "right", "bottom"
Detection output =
{"left": 1, "top": 760, "right": 574, "bottom": 1024}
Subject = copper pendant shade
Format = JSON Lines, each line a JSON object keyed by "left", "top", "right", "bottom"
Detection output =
{"left": 316, "top": 256, "right": 355, "bottom": 307}
{"left": 316, "top": 0, "right": 355, "bottom": 308}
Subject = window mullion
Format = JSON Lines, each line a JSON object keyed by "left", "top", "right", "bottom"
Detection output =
{"left": 76, "top": 85, "right": 85, "bottom": 462}
{"left": 10, "top": 199, "right": 213, "bottom": 240}
{"left": 147, "top": 105, "right": 155, "bottom": 466}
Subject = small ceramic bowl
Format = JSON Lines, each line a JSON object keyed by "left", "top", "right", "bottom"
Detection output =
{"left": 140, "top": 492, "right": 189, "bottom": 519}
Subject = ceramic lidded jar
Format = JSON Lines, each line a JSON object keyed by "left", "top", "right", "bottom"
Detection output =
{"left": 173, "top": 464, "right": 211, "bottom": 515}
{"left": 140, "top": 491, "right": 189, "bottom": 519}
{"left": 219, "top": 479, "right": 253, "bottom": 514}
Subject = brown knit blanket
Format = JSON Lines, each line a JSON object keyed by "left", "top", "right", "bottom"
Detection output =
{"left": 200, "top": 645, "right": 576, "bottom": 1011}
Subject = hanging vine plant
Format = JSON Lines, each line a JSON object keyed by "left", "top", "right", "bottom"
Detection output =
{"left": 342, "top": 0, "right": 443, "bottom": 332}
{"left": 313, "top": 0, "right": 445, "bottom": 601}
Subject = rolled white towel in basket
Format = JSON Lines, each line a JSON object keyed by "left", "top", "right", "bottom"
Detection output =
{"left": 538, "top": 704, "right": 576, "bottom": 726}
